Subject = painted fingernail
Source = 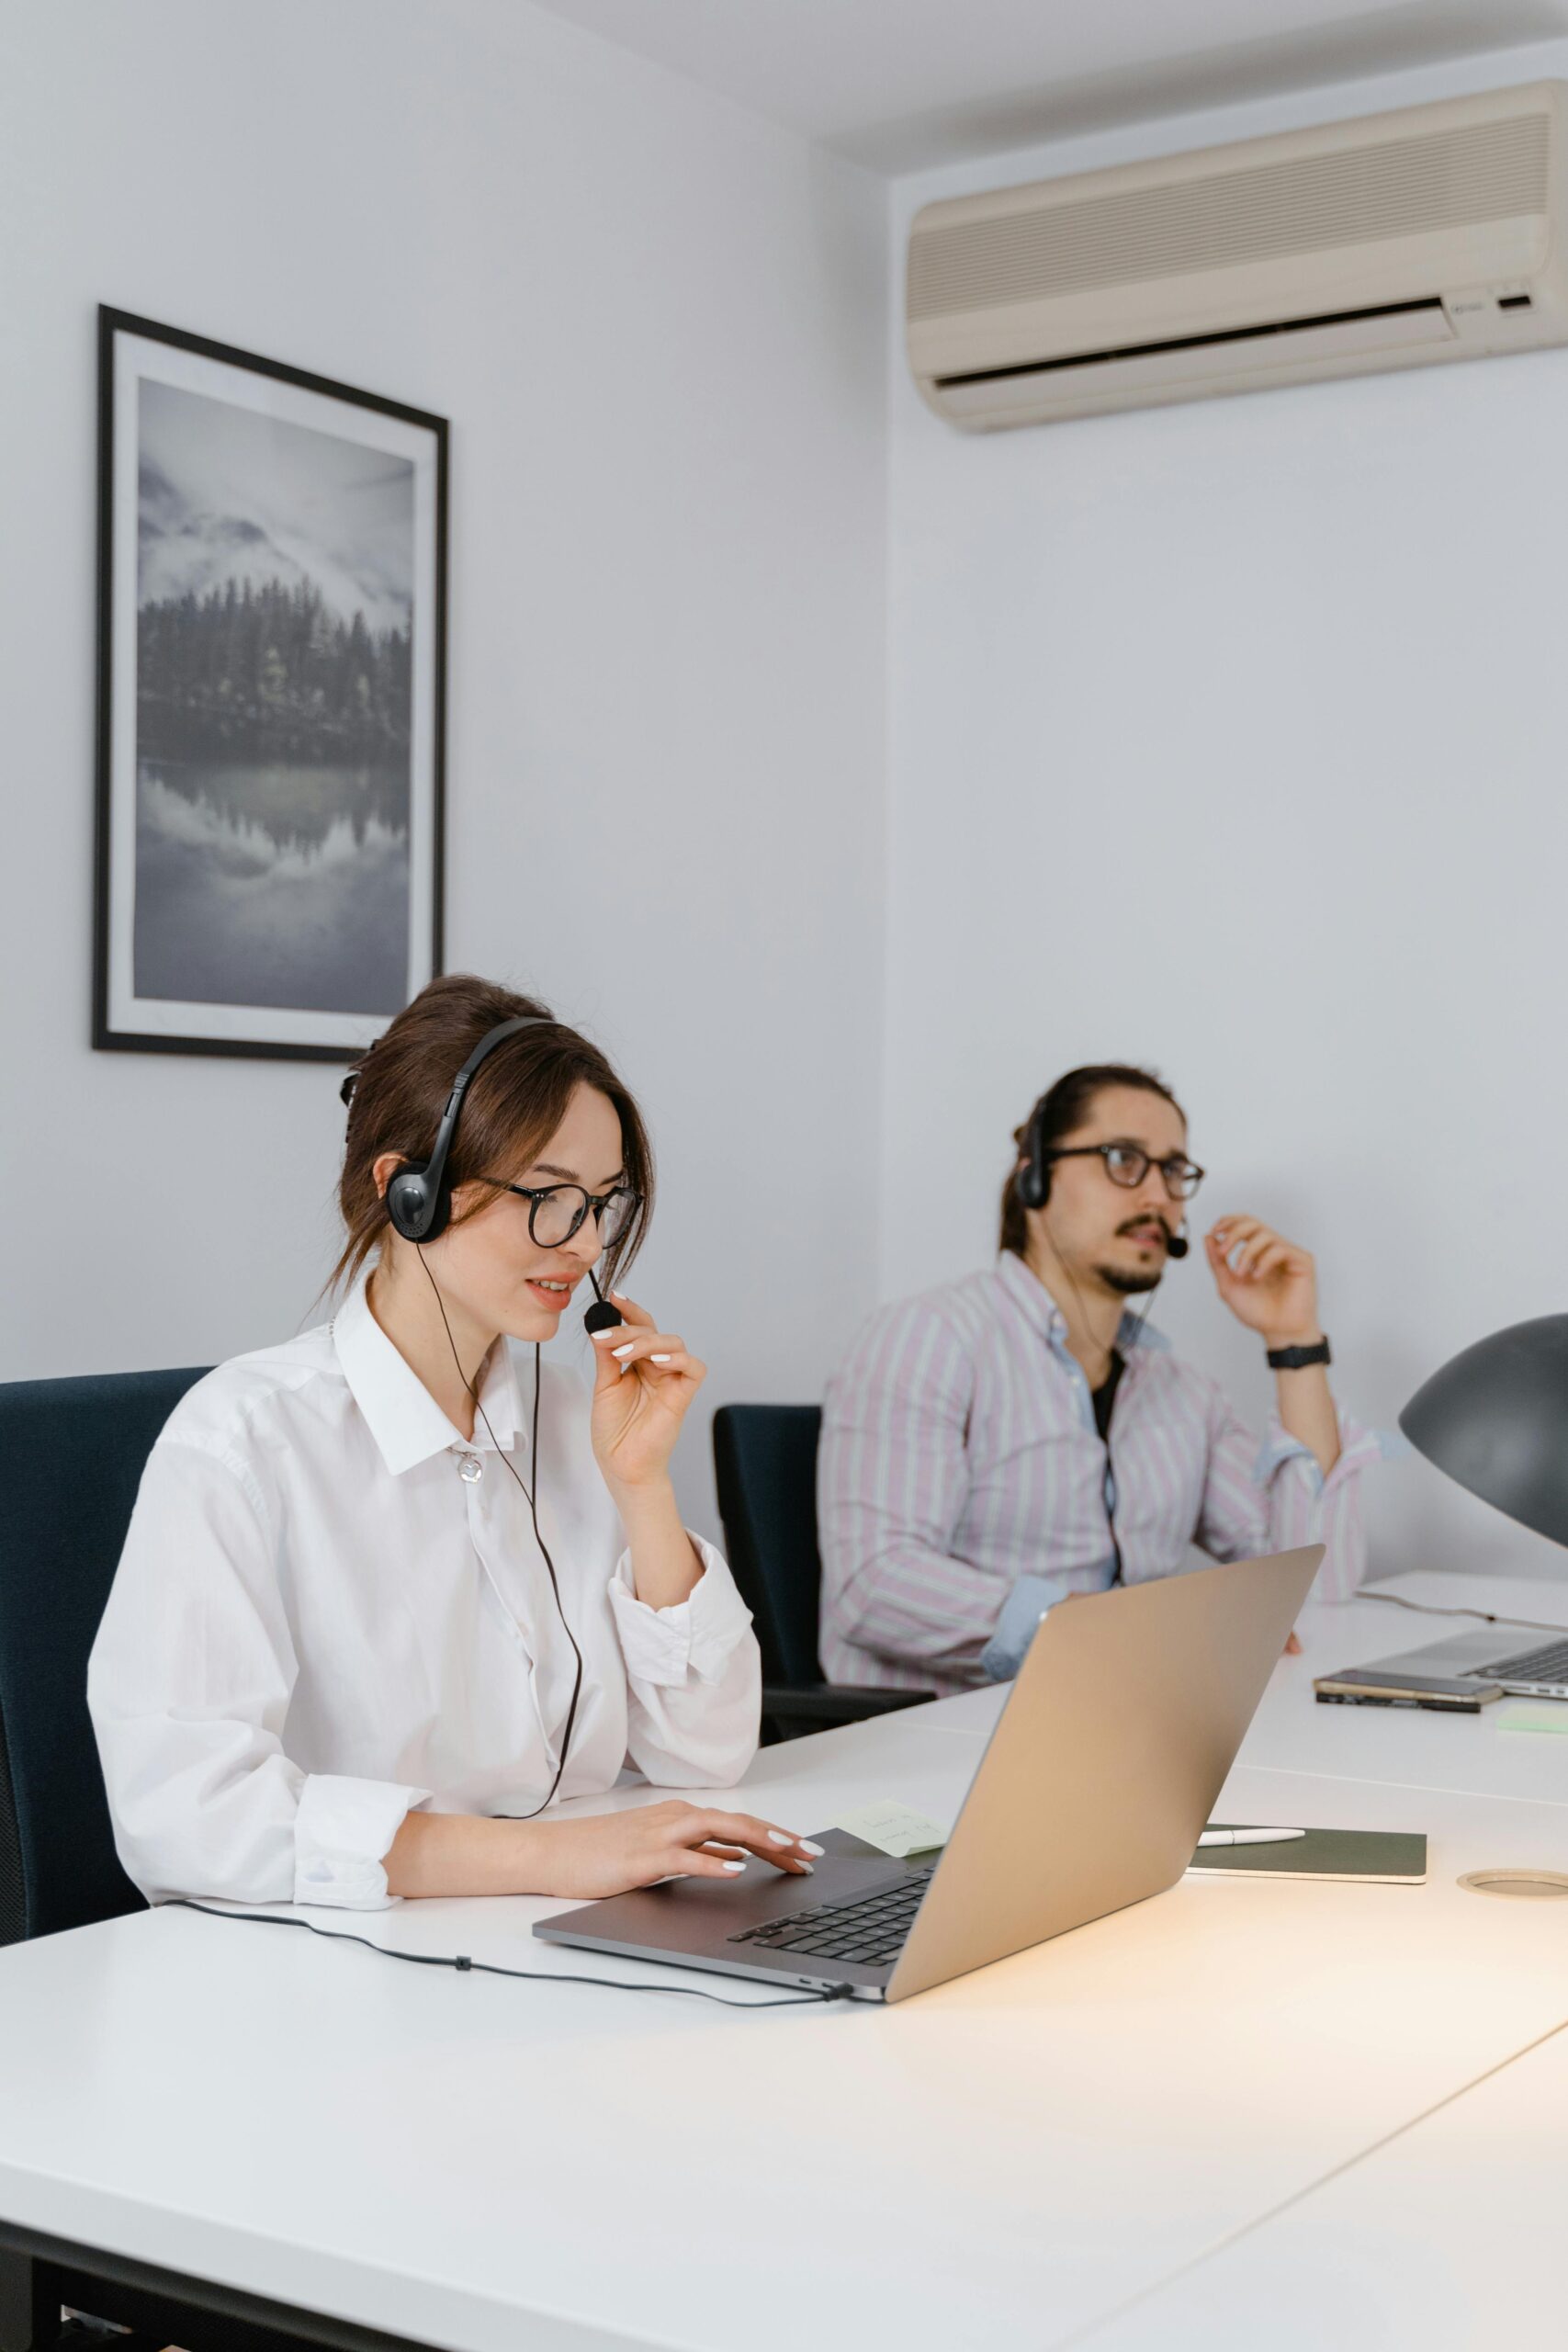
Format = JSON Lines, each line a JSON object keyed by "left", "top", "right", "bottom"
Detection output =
{"left": 799, "top": 1839, "right": 826, "bottom": 1857}
{"left": 795, "top": 1860, "right": 814, "bottom": 1874}
{"left": 611, "top": 1290, "right": 630, "bottom": 1302}
{"left": 768, "top": 1829, "right": 797, "bottom": 1845}
{"left": 722, "top": 1860, "right": 746, "bottom": 1874}
{"left": 649, "top": 1353, "right": 672, "bottom": 1364}
{"left": 611, "top": 1342, "right": 636, "bottom": 1359}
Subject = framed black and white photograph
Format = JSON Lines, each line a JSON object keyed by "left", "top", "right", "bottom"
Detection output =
{"left": 94, "top": 308, "right": 447, "bottom": 1059}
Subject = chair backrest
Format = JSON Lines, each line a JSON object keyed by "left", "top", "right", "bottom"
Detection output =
{"left": 0, "top": 1366, "right": 209, "bottom": 1942}
{"left": 711, "top": 1404, "right": 824, "bottom": 1688}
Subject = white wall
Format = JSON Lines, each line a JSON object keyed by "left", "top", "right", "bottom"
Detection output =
{"left": 7, "top": 4, "right": 1564, "bottom": 1584}
{"left": 0, "top": 0, "right": 887, "bottom": 1533}
{"left": 885, "top": 41, "right": 1568, "bottom": 1583}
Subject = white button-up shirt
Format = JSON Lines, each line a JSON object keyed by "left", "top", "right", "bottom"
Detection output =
{"left": 88, "top": 1278, "right": 760, "bottom": 1911}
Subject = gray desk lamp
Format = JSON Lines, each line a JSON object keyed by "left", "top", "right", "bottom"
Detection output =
{"left": 1400, "top": 1314, "right": 1568, "bottom": 1548}
{"left": 1402, "top": 1316, "right": 1568, "bottom": 1905}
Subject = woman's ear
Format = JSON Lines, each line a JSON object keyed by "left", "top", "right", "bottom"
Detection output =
{"left": 370, "top": 1151, "right": 405, "bottom": 1204}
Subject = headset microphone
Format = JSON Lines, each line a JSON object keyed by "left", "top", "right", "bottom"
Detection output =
{"left": 1167, "top": 1223, "right": 1190, "bottom": 1261}
{"left": 583, "top": 1271, "right": 624, "bottom": 1336}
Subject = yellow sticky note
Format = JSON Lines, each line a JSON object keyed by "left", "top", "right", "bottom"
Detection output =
{"left": 1495, "top": 1702, "right": 1568, "bottom": 1736}
{"left": 832, "top": 1800, "right": 949, "bottom": 1859}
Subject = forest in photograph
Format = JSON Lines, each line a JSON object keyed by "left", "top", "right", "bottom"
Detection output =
{"left": 137, "top": 577, "right": 412, "bottom": 766}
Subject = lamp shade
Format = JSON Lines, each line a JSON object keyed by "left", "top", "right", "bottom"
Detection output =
{"left": 1400, "top": 1314, "right": 1568, "bottom": 1550}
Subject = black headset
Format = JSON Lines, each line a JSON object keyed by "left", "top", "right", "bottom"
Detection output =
{"left": 382, "top": 1014, "right": 538, "bottom": 1245}
{"left": 1015, "top": 1091, "right": 1058, "bottom": 1214}
{"left": 1016, "top": 1088, "right": 1189, "bottom": 1257}
{"left": 353, "top": 1013, "right": 626, "bottom": 1329}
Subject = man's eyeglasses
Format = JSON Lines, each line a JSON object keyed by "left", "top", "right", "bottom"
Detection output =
{"left": 1045, "top": 1145, "right": 1205, "bottom": 1201}
{"left": 499, "top": 1182, "right": 641, "bottom": 1250}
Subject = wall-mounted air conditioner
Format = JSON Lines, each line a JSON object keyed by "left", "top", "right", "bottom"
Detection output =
{"left": 908, "top": 82, "right": 1568, "bottom": 430}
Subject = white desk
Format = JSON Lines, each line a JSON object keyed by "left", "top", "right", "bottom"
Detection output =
{"left": 934, "top": 1568, "right": 1568, "bottom": 1810}
{"left": 1079, "top": 1997, "right": 1568, "bottom": 2349}
{"left": 2, "top": 1589, "right": 1567, "bottom": 2352}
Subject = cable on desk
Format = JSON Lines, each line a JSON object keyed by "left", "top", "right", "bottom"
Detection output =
{"left": 168, "top": 1900, "right": 860, "bottom": 2007}
{"left": 1359, "top": 1591, "right": 1568, "bottom": 1637}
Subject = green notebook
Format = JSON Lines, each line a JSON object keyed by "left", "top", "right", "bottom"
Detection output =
{"left": 1188, "top": 1826, "right": 1427, "bottom": 1884}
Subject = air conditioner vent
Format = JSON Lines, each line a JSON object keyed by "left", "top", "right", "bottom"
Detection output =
{"left": 908, "top": 113, "right": 1550, "bottom": 321}
{"left": 932, "top": 297, "right": 1448, "bottom": 390}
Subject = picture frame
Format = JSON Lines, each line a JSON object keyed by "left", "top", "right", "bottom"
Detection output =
{"left": 94, "top": 307, "right": 447, "bottom": 1061}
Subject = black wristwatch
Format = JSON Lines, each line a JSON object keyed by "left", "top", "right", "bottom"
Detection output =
{"left": 1266, "top": 1336, "right": 1332, "bottom": 1371}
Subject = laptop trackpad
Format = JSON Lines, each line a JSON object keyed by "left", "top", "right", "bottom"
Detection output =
{"left": 625, "top": 1826, "right": 917, "bottom": 1928}
{"left": 535, "top": 1827, "right": 921, "bottom": 1956}
{"left": 1370, "top": 1632, "right": 1508, "bottom": 1677}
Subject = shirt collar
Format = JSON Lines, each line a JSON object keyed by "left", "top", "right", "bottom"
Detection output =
{"left": 995, "top": 1250, "right": 1170, "bottom": 1356}
{"left": 333, "top": 1273, "right": 525, "bottom": 1475}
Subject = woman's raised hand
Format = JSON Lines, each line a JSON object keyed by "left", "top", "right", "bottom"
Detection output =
{"left": 588, "top": 1291, "right": 705, "bottom": 1493}
{"left": 535, "top": 1800, "right": 822, "bottom": 1901}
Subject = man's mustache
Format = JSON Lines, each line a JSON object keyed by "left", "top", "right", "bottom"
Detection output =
{"left": 1115, "top": 1216, "right": 1171, "bottom": 1242}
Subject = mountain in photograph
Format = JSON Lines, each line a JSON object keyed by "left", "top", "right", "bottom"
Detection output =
{"left": 135, "top": 379, "right": 416, "bottom": 764}
{"left": 137, "top": 449, "right": 413, "bottom": 636}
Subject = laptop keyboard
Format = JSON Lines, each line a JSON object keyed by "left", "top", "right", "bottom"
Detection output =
{"left": 729, "top": 1864, "right": 937, "bottom": 1970}
{"left": 1479, "top": 1637, "right": 1568, "bottom": 1686}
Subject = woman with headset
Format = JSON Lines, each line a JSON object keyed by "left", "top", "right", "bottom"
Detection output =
{"left": 88, "top": 976, "right": 818, "bottom": 1911}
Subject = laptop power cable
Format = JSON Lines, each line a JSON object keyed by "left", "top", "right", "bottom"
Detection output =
{"left": 170, "top": 1899, "right": 863, "bottom": 2007}
{"left": 1360, "top": 1591, "right": 1568, "bottom": 1638}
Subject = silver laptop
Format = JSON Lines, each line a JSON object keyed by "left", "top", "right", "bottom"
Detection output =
{"left": 1347, "top": 1623, "right": 1568, "bottom": 1700}
{"left": 536, "top": 1544, "right": 1323, "bottom": 2003}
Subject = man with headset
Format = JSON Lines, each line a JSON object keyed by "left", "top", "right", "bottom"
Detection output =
{"left": 818, "top": 1063, "right": 1388, "bottom": 1694}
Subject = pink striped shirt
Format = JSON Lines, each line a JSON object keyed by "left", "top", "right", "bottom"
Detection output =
{"left": 818, "top": 1250, "right": 1388, "bottom": 1694}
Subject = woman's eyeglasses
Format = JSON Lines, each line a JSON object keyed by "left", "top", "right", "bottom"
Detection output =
{"left": 1045, "top": 1144, "right": 1205, "bottom": 1201}
{"left": 501, "top": 1182, "right": 641, "bottom": 1250}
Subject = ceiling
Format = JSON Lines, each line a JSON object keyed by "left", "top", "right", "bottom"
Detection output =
{"left": 525, "top": 0, "right": 1568, "bottom": 173}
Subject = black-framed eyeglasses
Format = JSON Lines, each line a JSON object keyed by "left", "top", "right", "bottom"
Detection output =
{"left": 1046, "top": 1145, "right": 1205, "bottom": 1201}
{"left": 500, "top": 1182, "right": 641, "bottom": 1250}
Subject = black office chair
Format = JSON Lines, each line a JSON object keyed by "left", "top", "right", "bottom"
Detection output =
{"left": 0, "top": 1365, "right": 325, "bottom": 2350}
{"left": 0, "top": 1365, "right": 210, "bottom": 1948}
{"left": 712, "top": 1404, "right": 932, "bottom": 1742}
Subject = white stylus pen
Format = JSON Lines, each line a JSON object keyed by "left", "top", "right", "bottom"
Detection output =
{"left": 1197, "top": 1826, "right": 1308, "bottom": 1849}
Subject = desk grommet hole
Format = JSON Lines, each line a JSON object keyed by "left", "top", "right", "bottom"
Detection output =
{"left": 1458, "top": 1868, "right": 1568, "bottom": 1900}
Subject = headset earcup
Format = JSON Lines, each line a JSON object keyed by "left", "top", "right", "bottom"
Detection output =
{"left": 1017, "top": 1155, "right": 1049, "bottom": 1212}
{"left": 1016, "top": 1102, "right": 1050, "bottom": 1212}
{"left": 386, "top": 1161, "right": 445, "bottom": 1242}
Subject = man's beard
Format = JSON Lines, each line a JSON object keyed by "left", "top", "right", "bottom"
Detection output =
{"left": 1093, "top": 1258, "right": 1165, "bottom": 1296}
{"left": 1092, "top": 1216, "right": 1172, "bottom": 1296}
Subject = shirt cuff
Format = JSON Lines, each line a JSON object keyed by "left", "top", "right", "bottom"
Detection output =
{"left": 609, "top": 1534, "right": 753, "bottom": 1689}
{"left": 1253, "top": 1409, "right": 1406, "bottom": 1497}
{"left": 293, "top": 1773, "right": 430, "bottom": 1909}
{"left": 981, "top": 1570, "right": 1076, "bottom": 1683}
